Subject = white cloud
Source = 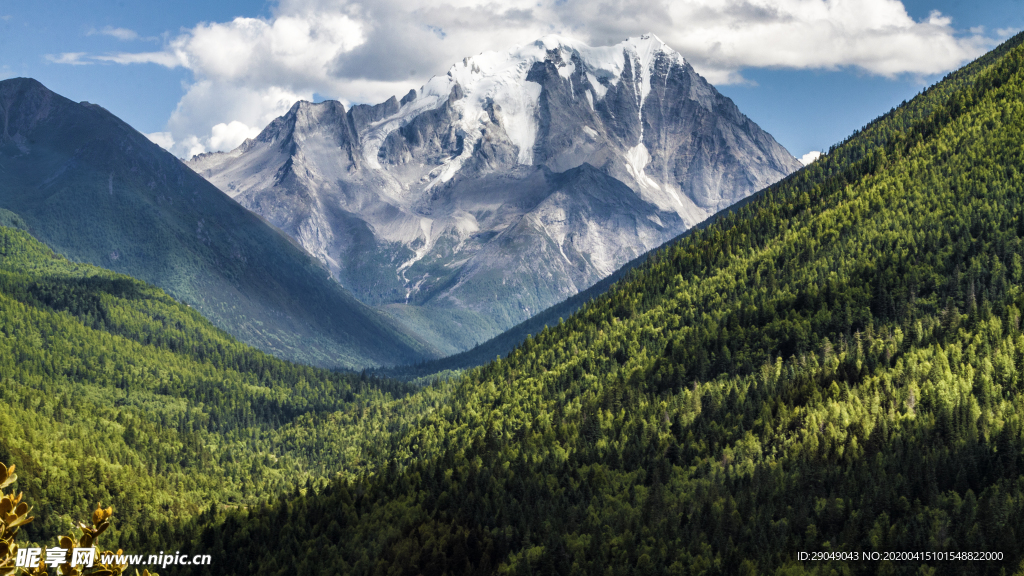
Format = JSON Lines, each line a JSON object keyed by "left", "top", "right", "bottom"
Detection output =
{"left": 165, "top": 81, "right": 310, "bottom": 157}
{"left": 209, "top": 121, "right": 262, "bottom": 152}
{"left": 46, "top": 52, "right": 92, "bottom": 66}
{"left": 90, "top": 26, "right": 139, "bottom": 41}
{"left": 167, "top": 14, "right": 365, "bottom": 86}
{"left": 997, "top": 27, "right": 1020, "bottom": 38}
{"left": 799, "top": 151, "right": 822, "bottom": 165}
{"left": 79, "top": 0, "right": 997, "bottom": 157}
{"left": 149, "top": 120, "right": 260, "bottom": 158}
{"left": 145, "top": 131, "right": 175, "bottom": 150}
{"left": 634, "top": 2, "right": 992, "bottom": 80}
{"left": 176, "top": 135, "right": 208, "bottom": 160}
{"left": 94, "top": 51, "right": 185, "bottom": 67}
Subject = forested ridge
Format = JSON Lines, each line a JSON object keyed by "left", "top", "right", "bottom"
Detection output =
{"left": 151, "top": 32, "right": 1024, "bottom": 575}
{"left": 0, "top": 226, "right": 424, "bottom": 551}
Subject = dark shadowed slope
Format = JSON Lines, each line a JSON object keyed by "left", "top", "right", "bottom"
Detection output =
{"left": 0, "top": 78, "right": 434, "bottom": 368}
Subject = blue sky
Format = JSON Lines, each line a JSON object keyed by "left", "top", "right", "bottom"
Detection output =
{"left": 1, "top": 0, "right": 1021, "bottom": 160}
{"left": 718, "top": 0, "right": 1024, "bottom": 160}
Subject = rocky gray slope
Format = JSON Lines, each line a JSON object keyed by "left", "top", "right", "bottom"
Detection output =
{"left": 189, "top": 34, "right": 803, "bottom": 354}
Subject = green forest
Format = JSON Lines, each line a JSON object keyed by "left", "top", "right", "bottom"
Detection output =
{"left": 3, "top": 24, "right": 1024, "bottom": 576}
{"left": 0, "top": 225, "right": 436, "bottom": 552}
{"left": 152, "top": 30, "right": 1024, "bottom": 575}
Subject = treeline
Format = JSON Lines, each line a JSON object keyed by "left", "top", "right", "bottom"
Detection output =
{"left": 162, "top": 32, "right": 1024, "bottom": 575}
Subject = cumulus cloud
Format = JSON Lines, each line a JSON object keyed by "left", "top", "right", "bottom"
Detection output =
{"left": 210, "top": 120, "right": 263, "bottom": 151}
{"left": 153, "top": 121, "right": 260, "bottom": 159}
{"left": 799, "top": 151, "right": 822, "bottom": 165}
{"left": 70, "top": 0, "right": 996, "bottom": 157}
{"left": 145, "top": 131, "right": 176, "bottom": 150}
{"left": 164, "top": 81, "right": 311, "bottom": 158}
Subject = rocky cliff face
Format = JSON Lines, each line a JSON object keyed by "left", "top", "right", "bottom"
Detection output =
{"left": 189, "top": 34, "right": 803, "bottom": 353}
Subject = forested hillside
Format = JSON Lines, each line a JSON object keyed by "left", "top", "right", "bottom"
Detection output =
{"left": 0, "top": 226, "right": 422, "bottom": 550}
{"left": 165, "top": 32, "right": 1024, "bottom": 575}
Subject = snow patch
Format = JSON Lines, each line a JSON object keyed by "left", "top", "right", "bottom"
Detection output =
{"left": 586, "top": 73, "right": 607, "bottom": 99}
{"left": 625, "top": 143, "right": 662, "bottom": 193}
{"left": 355, "top": 33, "right": 682, "bottom": 178}
{"left": 397, "top": 217, "right": 436, "bottom": 292}
{"left": 628, "top": 35, "right": 660, "bottom": 105}
{"left": 557, "top": 59, "right": 576, "bottom": 80}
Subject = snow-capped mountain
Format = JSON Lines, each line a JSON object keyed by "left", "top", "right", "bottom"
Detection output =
{"left": 189, "top": 34, "right": 803, "bottom": 354}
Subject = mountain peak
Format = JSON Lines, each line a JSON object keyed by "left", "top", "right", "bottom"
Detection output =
{"left": 189, "top": 34, "right": 801, "bottom": 355}
{"left": 1, "top": 78, "right": 64, "bottom": 148}
{"left": 0, "top": 77, "right": 49, "bottom": 92}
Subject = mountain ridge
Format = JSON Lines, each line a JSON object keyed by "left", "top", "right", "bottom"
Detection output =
{"left": 190, "top": 34, "right": 802, "bottom": 355}
{"left": 0, "top": 77, "right": 435, "bottom": 368}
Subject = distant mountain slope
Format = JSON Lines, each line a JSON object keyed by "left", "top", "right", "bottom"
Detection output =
{"left": 0, "top": 78, "right": 433, "bottom": 368}
{"left": 190, "top": 34, "right": 801, "bottom": 354}
{"left": 173, "top": 31, "right": 1024, "bottom": 576}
